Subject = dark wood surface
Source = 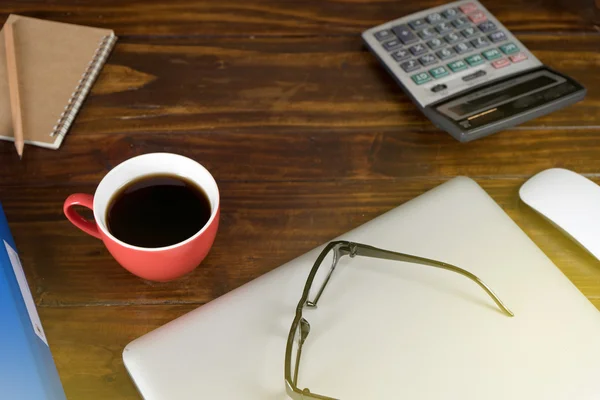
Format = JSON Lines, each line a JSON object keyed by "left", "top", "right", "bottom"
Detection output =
{"left": 1, "top": 1, "right": 599, "bottom": 398}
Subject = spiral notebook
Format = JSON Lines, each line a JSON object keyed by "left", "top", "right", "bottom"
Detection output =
{"left": 0, "top": 15, "right": 116, "bottom": 149}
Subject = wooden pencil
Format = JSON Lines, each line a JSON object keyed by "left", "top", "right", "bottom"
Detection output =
{"left": 4, "top": 21, "right": 25, "bottom": 159}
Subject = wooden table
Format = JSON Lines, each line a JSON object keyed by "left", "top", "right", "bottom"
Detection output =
{"left": 0, "top": 0, "right": 599, "bottom": 398}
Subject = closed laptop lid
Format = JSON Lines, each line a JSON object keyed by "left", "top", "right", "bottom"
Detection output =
{"left": 123, "top": 177, "right": 600, "bottom": 400}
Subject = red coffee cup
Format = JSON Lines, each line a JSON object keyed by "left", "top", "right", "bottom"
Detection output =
{"left": 63, "top": 153, "right": 220, "bottom": 281}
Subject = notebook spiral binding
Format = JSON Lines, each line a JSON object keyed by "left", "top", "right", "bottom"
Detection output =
{"left": 50, "top": 33, "right": 117, "bottom": 138}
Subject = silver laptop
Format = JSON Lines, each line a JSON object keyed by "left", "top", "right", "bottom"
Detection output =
{"left": 123, "top": 177, "right": 600, "bottom": 399}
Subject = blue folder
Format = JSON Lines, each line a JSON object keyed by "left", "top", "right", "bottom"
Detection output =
{"left": 0, "top": 203, "right": 66, "bottom": 399}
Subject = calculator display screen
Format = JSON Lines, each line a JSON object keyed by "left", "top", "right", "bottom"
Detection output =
{"left": 435, "top": 70, "right": 564, "bottom": 121}
{"left": 423, "top": 66, "right": 586, "bottom": 141}
{"left": 447, "top": 75, "right": 556, "bottom": 117}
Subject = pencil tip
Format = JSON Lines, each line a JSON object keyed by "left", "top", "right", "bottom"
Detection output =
{"left": 15, "top": 141, "right": 24, "bottom": 159}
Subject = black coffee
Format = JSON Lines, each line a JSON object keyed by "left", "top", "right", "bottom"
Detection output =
{"left": 106, "top": 174, "right": 211, "bottom": 248}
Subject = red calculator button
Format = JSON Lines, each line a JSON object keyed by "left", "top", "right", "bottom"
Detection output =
{"left": 510, "top": 52, "right": 528, "bottom": 63}
{"left": 492, "top": 58, "right": 510, "bottom": 69}
{"left": 468, "top": 11, "right": 487, "bottom": 24}
{"left": 459, "top": 3, "right": 478, "bottom": 14}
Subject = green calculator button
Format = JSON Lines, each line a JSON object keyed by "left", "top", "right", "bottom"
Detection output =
{"left": 429, "top": 66, "right": 449, "bottom": 79}
{"left": 482, "top": 48, "right": 502, "bottom": 60}
{"left": 465, "top": 54, "right": 485, "bottom": 66}
{"left": 447, "top": 60, "right": 467, "bottom": 72}
{"left": 499, "top": 43, "right": 519, "bottom": 54}
{"left": 411, "top": 72, "right": 431, "bottom": 85}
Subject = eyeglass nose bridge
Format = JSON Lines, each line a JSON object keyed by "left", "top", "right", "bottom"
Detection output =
{"left": 305, "top": 242, "right": 350, "bottom": 309}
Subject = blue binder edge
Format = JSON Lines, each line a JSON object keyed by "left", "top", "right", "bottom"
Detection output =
{"left": 0, "top": 202, "right": 67, "bottom": 400}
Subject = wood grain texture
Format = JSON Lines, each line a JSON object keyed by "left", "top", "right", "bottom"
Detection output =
{"left": 39, "top": 305, "right": 198, "bottom": 400}
{"left": 34, "top": 35, "right": 600, "bottom": 132}
{"left": 2, "top": 127, "right": 600, "bottom": 186}
{"left": 0, "top": 0, "right": 599, "bottom": 398}
{"left": 0, "top": 0, "right": 597, "bottom": 36}
{"left": 0, "top": 34, "right": 598, "bottom": 186}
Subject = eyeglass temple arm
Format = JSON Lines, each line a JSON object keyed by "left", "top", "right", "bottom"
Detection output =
{"left": 347, "top": 243, "right": 514, "bottom": 317}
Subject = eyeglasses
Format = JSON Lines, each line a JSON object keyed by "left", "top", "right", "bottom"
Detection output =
{"left": 284, "top": 241, "right": 513, "bottom": 400}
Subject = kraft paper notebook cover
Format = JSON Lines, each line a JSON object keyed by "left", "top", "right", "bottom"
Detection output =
{"left": 0, "top": 15, "right": 116, "bottom": 149}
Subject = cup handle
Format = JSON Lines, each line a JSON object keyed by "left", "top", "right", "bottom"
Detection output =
{"left": 63, "top": 194, "right": 102, "bottom": 239}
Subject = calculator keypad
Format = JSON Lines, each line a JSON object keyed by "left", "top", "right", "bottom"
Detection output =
{"left": 436, "top": 47, "right": 456, "bottom": 60}
{"left": 391, "top": 49, "right": 411, "bottom": 61}
{"left": 478, "top": 21, "right": 497, "bottom": 33}
{"left": 435, "top": 22, "right": 454, "bottom": 34}
{"left": 427, "top": 38, "right": 445, "bottom": 50}
{"left": 452, "top": 17, "right": 469, "bottom": 28}
{"left": 409, "top": 19, "right": 427, "bottom": 30}
{"left": 444, "top": 32, "right": 461, "bottom": 44}
{"left": 459, "top": 3, "right": 478, "bottom": 14}
{"left": 489, "top": 31, "right": 507, "bottom": 43}
{"left": 468, "top": 11, "right": 487, "bottom": 24}
{"left": 400, "top": 59, "right": 421, "bottom": 72}
{"left": 442, "top": 8, "right": 459, "bottom": 19}
{"left": 370, "top": 1, "right": 532, "bottom": 89}
{"left": 461, "top": 27, "right": 478, "bottom": 38}
{"left": 454, "top": 42, "right": 473, "bottom": 54}
{"left": 382, "top": 39, "right": 403, "bottom": 51}
{"left": 419, "top": 54, "right": 438, "bottom": 66}
{"left": 470, "top": 36, "right": 489, "bottom": 48}
{"left": 374, "top": 29, "right": 394, "bottom": 41}
{"left": 426, "top": 13, "right": 443, "bottom": 24}
{"left": 409, "top": 43, "right": 428, "bottom": 56}
{"left": 393, "top": 25, "right": 419, "bottom": 44}
{"left": 510, "top": 52, "right": 528, "bottom": 63}
{"left": 418, "top": 28, "right": 437, "bottom": 40}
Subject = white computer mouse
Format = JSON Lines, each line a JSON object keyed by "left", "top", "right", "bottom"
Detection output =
{"left": 519, "top": 168, "right": 600, "bottom": 262}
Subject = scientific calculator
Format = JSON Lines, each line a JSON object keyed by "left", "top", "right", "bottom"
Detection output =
{"left": 362, "top": 0, "right": 586, "bottom": 142}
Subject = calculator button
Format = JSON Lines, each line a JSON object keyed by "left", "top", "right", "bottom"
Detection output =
{"left": 411, "top": 72, "right": 431, "bottom": 85}
{"left": 462, "top": 70, "right": 486, "bottom": 81}
{"left": 392, "top": 25, "right": 419, "bottom": 44}
{"left": 509, "top": 52, "right": 528, "bottom": 63}
{"left": 431, "top": 83, "right": 448, "bottom": 93}
{"left": 452, "top": 17, "right": 469, "bottom": 28}
{"left": 409, "top": 19, "right": 427, "bottom": 30}
{"left": 419, "top": 53, "right": 438, "bottom": 66}
{"left": 482, "top": 48, "right": 502, "bottom": 60}
{"left": 400, "top": 59, "right": 421, "bottom": 72}
{"left": 470, "top": 36, "right": 490, "bottom": 48}
{"left": 447, "top": 59, "right": 468, "bottom": 72}
{"left": 374, "top": 30, "right": 394, "bottom": 41}
{"left": 382, "top": 39, "right": 403, "bottom": 51}
{"left": 454, "top": 42, "right": 473, "bottom": 54}
{"left": 436, "top": 47, "right": 456, "bottom": 60}
{"left": 489, "top": 31, "right": 507, "bottom": 43}
{"left": 478, "top": 21, "right": 497, "bottom": 33}
{"left": 442, "top": 8, "right": 459, "bottom": 19}
{"left": 391, "top": 49, "right": 410, "bottom": 61}
{"left": 426, "top": 13, "right": 443, "bottom": 24}
{"left": 459, "top": 3, "right": 478, "bottom": 14}
{"left": 435, "top": 22, "right": 453, "bottom": 34}
{"left": 465, "top": 54, "right": 485, "bottom": 66}
{"left": 409, "top": 43, "right": 428, "bottom": 56}
{"left": 418, "top": 28, "right": 437, "bottom": 40}
{"left": 492, "top": 58, "right": 510, "bottom": 69}
{"left": 429, "top": 66, "right": 449, "bottom": 79}
{"left": 427, "top": 38, "right": 445, "bottom": 50}
{"left": 461, "top": 27, "right": 478, "bottom": 38}
{"left": 444, "top": 32, "right": 461, "bottom": 44}
{"left": 468, "top": 11, "right": 487, "bottom": 24}
{"left": 499, "top": 42, "right": 519, "bottom": 54}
